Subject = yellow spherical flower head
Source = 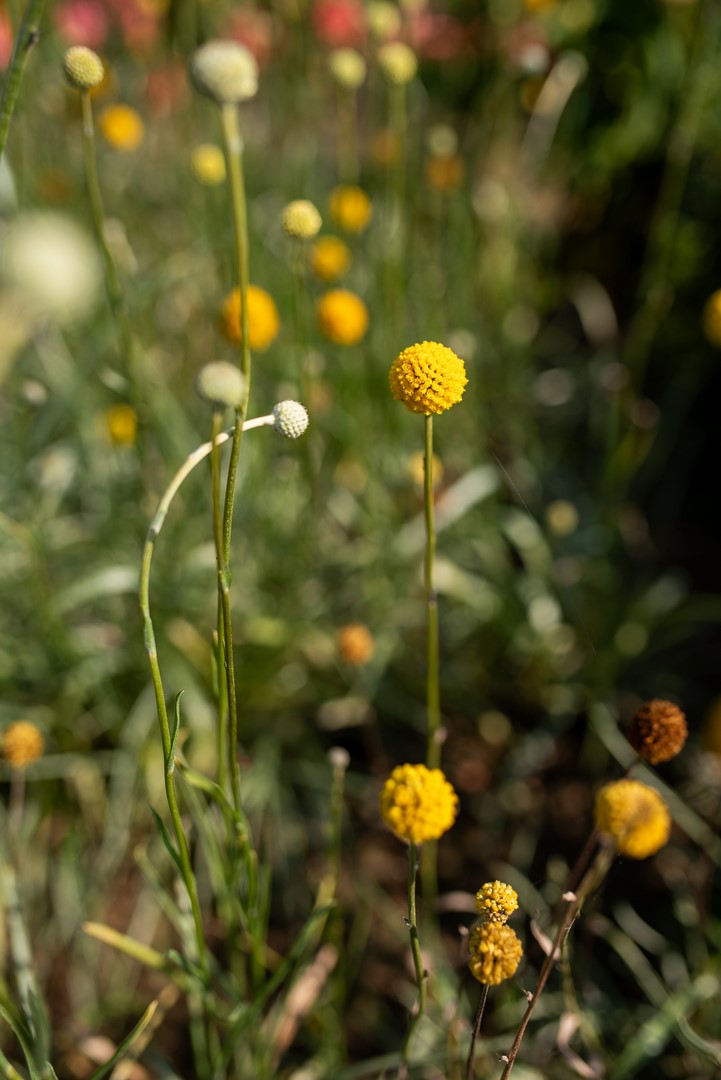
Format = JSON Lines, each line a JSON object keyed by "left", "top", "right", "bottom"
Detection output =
{"left": 475, "top": 881, "right": 519, "bottom": 924}
{"left": 389, "top": 341, "right": 468, "bottom": 415}
{"left": 1, "top": 721, "right": 44, "bottom": 770}
{"left": 317, "top": 289, "right": 368, "bottom": 346}
{"left": 380, "top": 763, "right": 458, "bottom": 844}
{"left": 627, "top": 699, "right": 688, "bottom": 766}
{"left": 105, "top": 403, "right": 137, "bottom": 447}
{"left": 220, "top": 284, "right": 280, "bottom": 352}
{"left": 703, "top": 289, "right": 721, "bottom": 347}
{"left": 594, "top": 779, "right": 671, "bottom": 859}
{"left": 282, "top": 199, "right": 322, "bottom": 240}
{"left": 310, "top": 236, "right": 352, "bottom": 282}
{"left": 191, "top": 144, "right": 226, "bottom": 186}
{"left": 337, "top": 623, "right": 375, "bottom": 665}
{"left": 328, "top": 185, "right": 373, "bottom": 233}
{"left": 468, "top": 923, "right": 523, "bottom": 986}
{"left": 99, "top": 105, "right": 145, "bottom": 151}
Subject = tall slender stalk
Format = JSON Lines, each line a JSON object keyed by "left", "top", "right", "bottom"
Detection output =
{"left": 399, "top": 841, "right": 427, "bottom": 1079}
{"left": 424, "top": 414, "right": 441, "bottom": 769}
{"left": 464, "top": 985, "right": 489, "bottom": 1080}
{"left": 0, "top": 0, "right": 46, "bottom": 162}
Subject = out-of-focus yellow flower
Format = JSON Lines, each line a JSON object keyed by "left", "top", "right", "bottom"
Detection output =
{"left": 220, "top": 284, "right": 280, "bottom": 352}
{"left": 377, "top": 41, "right": 417, "bottom": 86}
{"left": 316, "top": 288, "right": 368, "bottom": 345}
{"left": 190, "top": 143, "right": 226, "bottom": 185}
{"left": 310, "top": 236, "right": 352, "bottom": 281}
{"left": 545, "top": 499, "right": 579, "bottom": 537}
{"left": 98, "top": 105, "right": 145, "bottom": 151}
{"left": 627, "top": 699, "right": 687, "bottom": 765}
{"left": 407, "top": 450, "right": 443, "bottom": 490}
{"left": 594, "top": 779, "right": 671, "bottom": 859}
{"left": 474, "top": 881, "right": 519, "bottom": 924}
{"left": 1, "top": 722, "right": 44, "bottom": 769}
{"left": 281, "top": 199, "right": 322, "bottom": 240}
{"left": 328, "top": 48, "right": 367, "bottom": 90}
{"left": 425, "top": 154, "right": 465, "bottom": 193}
{"left": 468, "top": 923, "right": 523, "bottom": 985}
{"left": 702, "top": 289, "right": 721, "bottom": 347}
{"left": 328, "top": 185, "right": 372, "bottom": 233}
{"left": 337, "top": 623, "right": 375, "bottom": 665}
{"left": 389, "top": 341, "right": 468, "bottom": 415}
{"left": 106, "top": 403, "right": 138, "bottom": 446}
{"left": 380, "top": 763, "right": 458, "bottom": 844}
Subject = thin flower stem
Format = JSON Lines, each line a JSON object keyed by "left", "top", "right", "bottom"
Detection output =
{"left": 209, "top": 411, "right": 235, "bottom": 798}
{"left": 0, "top": 0, "right": 45, "bottom": 162}
{"left": 424, "top": 414, "right": 441, "bottom": 769}
{"left": 465, "top": 985, "right": 489, "bottom": 1080}
{"left": 336, "top": 87, "right": 359, "bottom": 183}
{"left": 399, "top": 841, "right": 427, "bottom": 1079}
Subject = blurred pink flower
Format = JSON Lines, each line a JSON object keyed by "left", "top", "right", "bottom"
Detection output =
{"left": 104, "top": 0, "right": 161, "bottom": 51}
{"left": 312, "top": 0, "right": 366, "bottom": 48}
{"left": 53, "top": 0, "right": 110, "bottom": 48}
{"left": 223, "top": 6, "right": 276, "bottom": 68}
{"left": 146, "top": 61, "right": 189, "bottom": 116}
{"left": 0, "top": 13, "right": 13, "bottom": 68}
{"left": 407, "top": 11, "right": 468, "bottom": 61}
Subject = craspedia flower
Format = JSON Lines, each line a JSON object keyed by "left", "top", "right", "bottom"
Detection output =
{"left": 105, "top": 403, "right": 137, "bottom": 446}
{"left": 328, "top": 185, "right": 372, "bottom": 233}
{"left": 377, "top": 41, "right": 417, "bottom": 86}
{"left": 594, "top": 779, "right": 671, "bottom": 859}
{"left": 317, "top": 288, "right": 368, "bottom": 345}
{"left": 380, "top": 763, "right": 458, "bottom": 844}
{"left": 63, "top": 45, "right": 104, "bottom": 90}
{"left": 220, "top": 284, "right": 280, "bottom": 351}
{"left": 474, "top": 881, "right": 519, "bottom": 924}
{"left": 389, "top": 341, "right": 468, "bottom": 415}
{"left": 337, "top": 623, "right": 374, "bottom": 665}
{"left": 188, "top": 39, "right": 258, "bottom": 105}
{"left": 1, "top": 722, "right": 44, "bottom": 770}
{"left": 328, "top": 47, "right": 367, "bottom": 89}
{"left": 281, "top": 199, "right": 322, "bottom": 240}
{"left": 272, "top": 400, "right": 309, "bottom": 438}
{"left": 702, "top": 290, "right": 721, "bottom": 347}
{"left": 98, "top": 105, "right": 145, "bottom": 151}
{"left": 195, "top": 361, "right": 246, "bottom": 409}
{"left": 190, "top": 143, "right": 226, "bottom": 185}
{"left": 627, "top": 699, "right": 688, "bottom": 766}
{"left": 310, "top": 235, "right": 352, "bottom": 281}
{"left": 468, "top": 923, "right": 523, "bottom": 986}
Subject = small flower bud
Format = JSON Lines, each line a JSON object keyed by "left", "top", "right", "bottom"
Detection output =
{"left": 281, "top": 200, "right": 322, "bottom": 240}
{"left": 377, "top": 42, "right": 417, "bottom": 86}
{"left": 189, "top": 40, "right": 259, "bottom": 106}
{"left": 272, "top": 400, "right": 309, "bottom": 439}
{"left": 63, "top": 46, "right": 105, "bottom": 91}
{"left": 195, "top": 361, "right": 246, "bottom": 409}
{"left": 328, "top": 48, "right": 367, "bottom": 90}
{"left": 2, "top": 721, "right": 44, "bottom": 769}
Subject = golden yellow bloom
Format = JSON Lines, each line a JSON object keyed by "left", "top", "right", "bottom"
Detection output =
{"left": 425, "top": 154, "right": 465, "bottom": 193}
{"left": 105, "top": 403, "right": 138, "bottom": 447}
{"left": 190, "top": 143, "right": 226, "bottom": 186}
{"left": 380, "top": 763, "right": 458, "bottom": 844}
{"left": 703, "top": 289, "right": 721, "bottom": 347}
{"left": 220, "top": 284, "right": 280, "bottom": 352}
{"left": 310, "top": 236, "right": 352, "bottom": 281}
{"left": 1, "top": 722, "right": 44, "bottom": 769}
{"left": 98, "top": 105, "right": 145, "bottom": 151}
{"left": 337, "top": 623, "right": 375, "bottom": 665}
{"left": 627, "top": 699, "right": 688, "bottom": 766}
{"left": 594, "top": 779, "right": 671, "bottom": 859}
{"left": 328, "top": 185, "right": 372, "bottom": 233}
{"left": 468, "top": 923, "right": 523, "bottom": 986}
{"left": 389, "top": 341, "right": 468, "bottom": 415}
{"left": 316, "top": 289, "right": 368, "bottom": 345}
{"left": 474, "top": 881, "right": 519, "bottom": 924}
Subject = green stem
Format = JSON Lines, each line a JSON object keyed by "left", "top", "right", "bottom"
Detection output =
{"left": 399, "top": 841, "right": 427, "bottom": 1079}
{"left": 336, "top": 87, "right": 359, "bottom": 183}
{"left": 465, "top": 985, "right": 489, "bottom": 1080}
{"left": 0, "top": 0, "right": 45, "bottom": 162}
{"left": 424, "top": 415, "right": 441, "bottom": 769}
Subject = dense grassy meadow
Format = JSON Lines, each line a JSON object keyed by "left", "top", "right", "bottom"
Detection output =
{"left": 1, "top": 0, "right": 721, "bottom": 1077}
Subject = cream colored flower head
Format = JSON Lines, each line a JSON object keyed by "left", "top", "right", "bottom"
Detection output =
{"left": 328, "top": 48, "right": 367, "bottom": 90}
{"left": 63, "top": 46, "right": 104, "bottom": 90}
{"left": 377, "top": 42, "right": 417, "bottom": 86}
{"left": 189, "top": 40, "right": 259, "bottom": 105}
{"left": 282, "top": 199, "right": 322, "bottom": 240}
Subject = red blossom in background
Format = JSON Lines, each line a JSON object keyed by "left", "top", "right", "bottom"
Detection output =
{"left": 222, "top": 6, "right": 276, "bottom": 68}
{"left": 312, "top": 0, "right": 367, "bottom": 49}
{"left": 52, "top": 0, "right": 110, "bottom": 48}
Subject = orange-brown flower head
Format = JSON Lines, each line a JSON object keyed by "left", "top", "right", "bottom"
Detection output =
{"left": 594, "top": 779, "right": 671, "bottom": 859}
{"left": 380, "top": 763, "right": 458, "bottom": 844}
{"left": 468, "top": 923, "right": 523, "bottom": 985}
{"left": 389, "top": 341, "right": 467, "bottom": 415}
{"left": 1, "top": 721, "right": 44, "bottom": 769}
{"left": 627, "top": 699, "right": 688, "bottom": 765}
{"left": 337, "top": 623, "right": 375, "bottom": 665}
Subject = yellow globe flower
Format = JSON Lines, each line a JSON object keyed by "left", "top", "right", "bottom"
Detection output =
{"left": 380, "top": 763, "right": 458, "bottom": 844}
{"left": 316, "top": 288, "right": 368, "bottom": 345}
{"left": 468, "top": 923, "right": 523, "bottom": 986}
{"left": 328, "top": 185, "right": 372, "bottom": 233}
{"left": 98, "top": 105, "right": 145, "bottom": 151}
{"left": 220, "top": 284, "right": 280, "bottom": 352}
{"left": 474, "top": 881, "right": 519, "bottom": 924}
{"left": 310, "top": 236, "right": 352, "bottom": 282}
{"left": 594, "top": 779, "right": 671, "bottom": 859}
{"left": 389, "top": 341, "right": 468, "bottom": 415}
{"left": 1, "top": 721, "right": 44, "bottom": 769}
{"left": 105, "top": 403, "right": 138, "bottom": 447}
{"left": 702, "top": 289, "right": 721, "bottom": 347}
{"left": 190, "top": 143, "right": 226, "bottom": 186}
{"left": 337, "top": 623, "right": 375, "bottom": 665}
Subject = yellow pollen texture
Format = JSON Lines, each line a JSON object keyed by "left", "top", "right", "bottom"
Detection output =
{"left": 380, "top": 763, "right": 458, "bottom": 844}
{"left": 389, "top": 341, "right": 467, "bottom": 415}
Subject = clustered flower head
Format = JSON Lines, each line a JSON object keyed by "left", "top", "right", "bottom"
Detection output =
{"left": 328, "top": 47, "right": 367, "bottom": 89}
{"left": 99, "top": 105, "right": 145, "bottom": 151}
{"left": 627, "top": 699, "right": 688, "bottom": 765}
{"left": 1, "top": 721, "right": 44, "bottom": 770}
{"left": 190, "top": 144, "right": 226, "bottom": 186}
{"left": 594, "top": 779, "right": 671, "bottom": 859}
{"left": 377, "top": 41, "right": 418, "bottom": 85}
{"left": 468, "top": 922, "right": 523, "bottom": 986}
{"left": 105, "top": 403, "right": 137, "bottom": 447}
{"left": 189, "top": 39, "right": 259, "bottom": 105}
{"left": 474, "top": 880, "right": 519, "bottom": 923}
{"left": 195, "top": 361, "right": 246, "bottom": 409}
{"left": 380, "top": 763, "right": 458, "bottom": 844}
{"left": 316, "top": 288, "right": 368, "bottom": 345}
{"left": 337, "top": 622, "right": 375, "bottom": 665}
{"left": 220, "top": 284, "right": 280, "bottom": 351}
{"left": 389, "top": 341, "right": 468, "bottom": 415}
{"left": 272, "top": 400, "right": 309, "bottom": 439}
{"left": 310, "top": 235, "right": 352, "bottom": 281}
{"left": 328, "top": 185, "right": 372, "bottom": 233}
{"left": 63, "top": 45, "right": 105, "bottom": 91}
{"left": 281, "top": 199, "right": 322, "bottom": 240}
